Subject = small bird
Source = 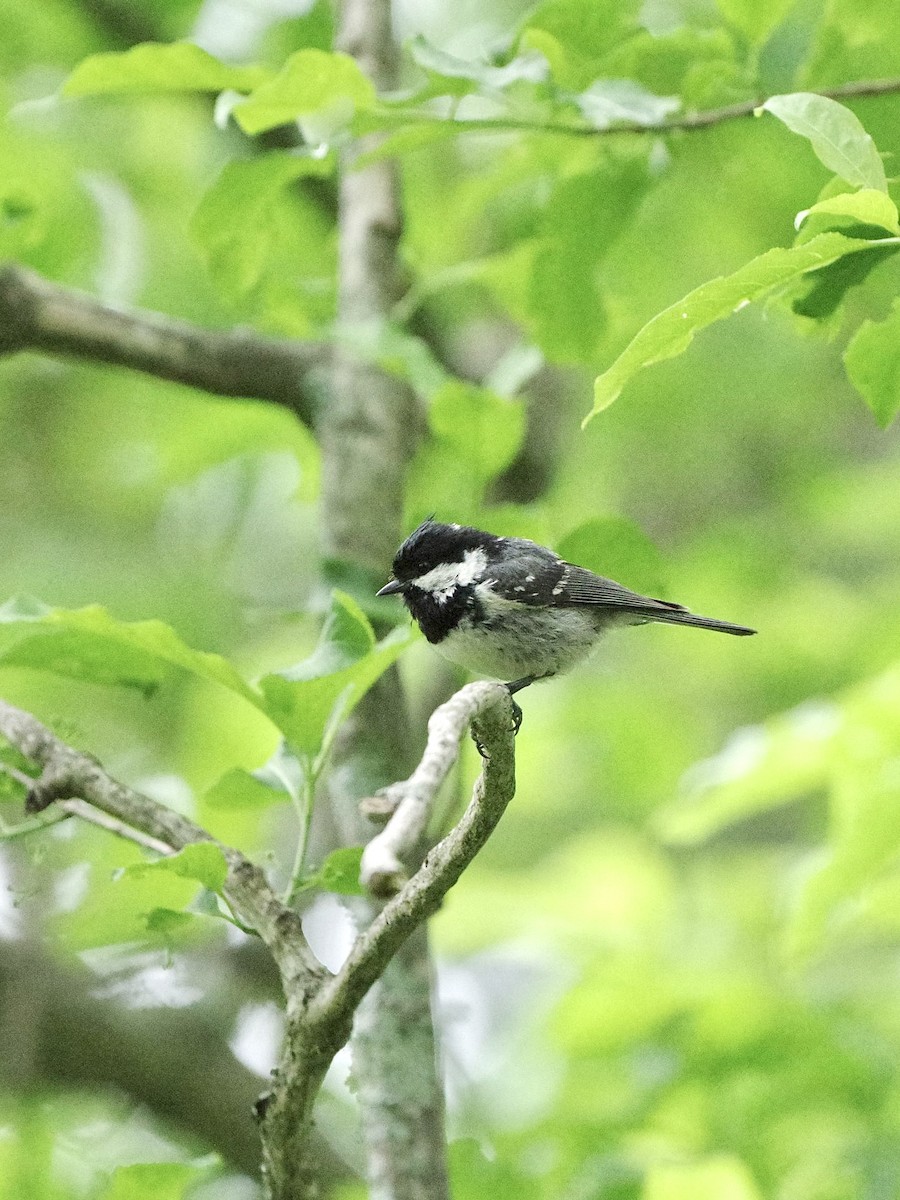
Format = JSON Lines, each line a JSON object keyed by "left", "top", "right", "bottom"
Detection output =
{"left": 377, "top": 519, "right": 755, "bottom": 695}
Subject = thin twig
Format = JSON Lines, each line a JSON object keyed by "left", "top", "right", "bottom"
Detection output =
{"left": 57, "top": 799, "right": 175, "bottom": 855}
{"left": 0, "top": 264, "right": 325, "bottom": 426}
{"left": 1, "top": 760, "right": 174, "bottom": 851}
{"left": 371, "top": 75, "right": 900, "bottom": 140}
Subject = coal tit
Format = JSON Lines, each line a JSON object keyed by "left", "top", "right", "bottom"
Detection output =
{"left": 378, "top": 519, "right": 755, "bottom": 693}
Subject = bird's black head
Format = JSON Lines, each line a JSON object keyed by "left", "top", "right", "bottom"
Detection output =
{"left": 389, "top": 519, "right": 501, "bottom": 585}
{"left": 376, "top": 520, "right": 505, "bottom": 642}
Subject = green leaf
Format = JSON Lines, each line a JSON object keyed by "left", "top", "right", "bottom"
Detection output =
{"left": 528, "top": 160, "right": 650, "bottom": 362}
{"left": 63, "top": 42, "right": 268, "bottom": 96}
{"left": 97, "top": 1161, "right": 213, "bottom": 1200}
{"left": 259, "top": 591, "right": 414, "bottom": 755}
{"left": 203, "top": 767, "right": 287, "bottom": 809}
{"left": 144, "top": 907, "right": 197, "bottom": 957}
{"left": 0, "top": 597, "right": 263, "bottom": 706}
{"left": 313, "top": 846, "right": 365, "bottom": 896}
{"left": 429, "top": 381, "right": 526, "bottom": 480}
{"left": 844, "top": 298, "right": 900, "bottom": 427}
{"left": 407, "top": 35, "right": 549, "bottom": 99}
{"left": 286, "top": 588, "right": 375, "bottom": 678}
{"left": 588, "top": 230, "right": 899, "bottom": 421}
{"left": 795, "top": 188, "right": 900, "bottom": 236}
{"left": 191, "top": 152, "right": 334, "bottom": 298}
{"left": 126, "top": 843, "right": 229, "bottom": 894}
{"left": 791, "top": 230, "right": 900, "bottom": 318}
{"left": 520, "top": 0, "right": 639, "bottom": 90}
{"left": 233, "top": 49, "right": 375, "bottom": 138}
{"left": 556, "top": 516, "right": 666, "bottom": 598}
{"left": 56, "top": 846, "right": 205, "bottom": 950}
{"left": 715, "top": 0, "right": 797, "bottom": 44}
{"left": 0, "top": 592, "right": 412, "bottom": 755}
{"left": 761, "top": 93, "right": 888, "bottom": 193}
{"left": 576, "top": 79, "right": 679, "bottom": 129}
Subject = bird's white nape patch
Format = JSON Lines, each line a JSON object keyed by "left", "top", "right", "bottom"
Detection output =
{"left": 413, "top": 547, "right": 488, "bottom": 602}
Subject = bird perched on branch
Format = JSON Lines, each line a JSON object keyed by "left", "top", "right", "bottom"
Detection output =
{"left": 377, "top": 519, "right": 755, "bottom": 699}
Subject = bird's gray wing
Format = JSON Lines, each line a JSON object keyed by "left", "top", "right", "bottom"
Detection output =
{"left": 484, "top": 551, "right": 685, "bottom": 615}
{"left": 551, "top": 563, "right": 687, "bottom": 614}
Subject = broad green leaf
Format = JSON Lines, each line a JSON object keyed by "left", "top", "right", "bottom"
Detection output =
{"left": 285, "top": 588, "right": 375, "bottom": 679}
{"left": 795, "top": 188, "right": 899, "bottom": 236}
{"left": 791, "top": 232, "right": 900, "bottom": 318}
{"left": 191, "top": 152, "right": 334, "bottom": 298}
{"left": 528, "top": 160, "right": 650, "bottom": 362}
{"left": 0, "top": 593, "right": 416, "bottom": 756}
{"left": 203, "top": 767, "right": 287, "bottom": 809}
{"left": 429, "top": 382, "right": 526, "bottom": 480}
{"left": 97, "top": 1162, "right": 212, "bottom": 1200}
{"left": 556, "top": 516, "right": 666, "bottom": 598}
{"left": 310, "top": 846, "right": 365, "bottom": 896}
{"left": 844, "top": 299, "right": 900, "bottom": 427}
{"left": 144, "top": 907, "right": 197, "bottom": 958}
{"left": 761, "top": 93, "right": 888, "bottom": 192}
{"left": 64, "top": 42, "right": 268, "bottom": 96}
{"left": 233, "top": 49, "right": 375, "bottom": 138}
{"left": 56, "top": 844, "right": 204, "bottom": 950}
{"left": 0, "top": 597, "right": 262, "bottom": 706}
{"left": 0, "top": 122, "right": 96, "bottom": 269}
{"left": 126, "top": 842, "right": 229, "bottom": 894}
{"left": 520, "top": 0, "right": 639, "bottom": 90}
{"left": 259, "top": 591, "right": 414, "bottom": 755}
{"left": 715, "top": 0, "right": 797, "bottom": 44}
{"left": 588, "top": 231, "right": 899, "bottom": 420}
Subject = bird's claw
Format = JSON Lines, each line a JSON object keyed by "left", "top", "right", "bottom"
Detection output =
{"left": 471, "top": 696, "right": 523, "bottom": 757}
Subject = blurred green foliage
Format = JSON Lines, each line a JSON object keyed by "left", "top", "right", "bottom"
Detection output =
{"left": 3, "top": 0, "right": 900, "bottom": 1197}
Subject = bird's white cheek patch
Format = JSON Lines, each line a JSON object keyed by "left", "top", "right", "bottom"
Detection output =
{"left": 413, "top": 547, "right": 488, "bottom": 595}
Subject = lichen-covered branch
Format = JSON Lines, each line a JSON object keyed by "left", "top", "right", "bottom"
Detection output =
{"left": 0, "top": 699, "right": 324, "bottom": 989}
{"left": 314, "top": 684, "right": 516, "bottom": 1032}
{"left": 0, "top": 683, "right": 517, "bottom": 1200}
{"left": 0, "top": 264, "right": 324, "bottom": 425}
{"left": 360, "top": 681, "right": 511, "bottom": 895}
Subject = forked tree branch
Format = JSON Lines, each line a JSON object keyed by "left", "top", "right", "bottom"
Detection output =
{"left": 0, "top": 264, "right": 325, "bottom": 426}
{"left": 315, "top": 682, "right": 517, "bottom": 1028}
{"left": 0, "top": 683, "right": 517, "bottom": 1200}
{"left": 360, "top": 681, "right": 510, "bottom": 895}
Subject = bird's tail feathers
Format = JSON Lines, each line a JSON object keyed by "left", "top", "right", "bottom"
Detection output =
{"left": 640, "top": 606, "right": 756, "bottom": 637}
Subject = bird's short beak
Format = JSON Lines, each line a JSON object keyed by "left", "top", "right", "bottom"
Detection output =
{"left": 376, "top": 578, "right": 406, "bottom": 597}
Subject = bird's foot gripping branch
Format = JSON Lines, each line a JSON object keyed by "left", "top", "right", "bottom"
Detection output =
{"left": 0, "top": 682, "right": 516, "bottom": 1200}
